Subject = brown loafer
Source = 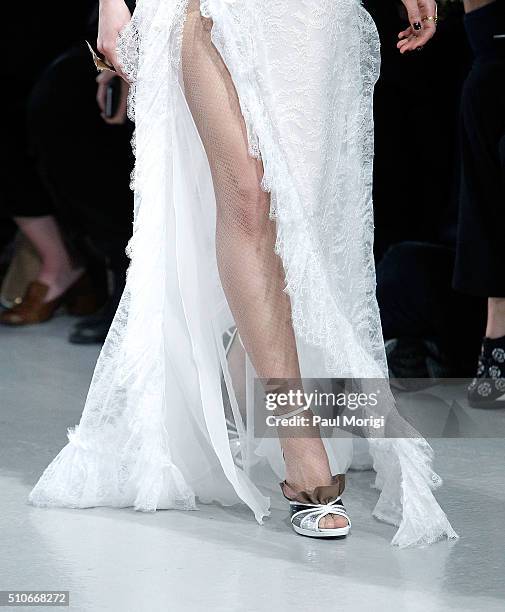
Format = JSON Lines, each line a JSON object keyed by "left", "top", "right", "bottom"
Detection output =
{"left": 0, "top": 281, "right": 61, "bottom": 325}
{"left": 0, "top": 273, "right": 106, "bottom": 326}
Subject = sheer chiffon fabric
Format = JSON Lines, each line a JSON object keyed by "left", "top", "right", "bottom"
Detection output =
{"left": 29, "top": 0, "right": 458, "bottom": 546}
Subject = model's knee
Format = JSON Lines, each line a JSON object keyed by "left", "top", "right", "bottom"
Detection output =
{"left": 227, "top": 178, "right": 269, "bottom": 236}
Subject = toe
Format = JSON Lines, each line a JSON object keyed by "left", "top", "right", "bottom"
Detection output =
{"left": 333, "top": 515, "right": 349, "bottom": 529}
{"left": 319, "top": 515, "right": 348, "bottom": 530}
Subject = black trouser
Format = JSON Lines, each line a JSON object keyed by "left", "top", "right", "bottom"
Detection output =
{"left": 453, "top": 57, "right": 505, "bottom": 297}
{"left": 377, "top": 241, "right": 486, "bottom": 374}
{"left": 453, "top": 2, "right": 505, "bottom": 297}
{"left": 366, "top": 0, "right": 470, "bottom": 259}
{"left": 25, "top": 45, "right": 134, "bottom": 267}
{"left": 1, "top": 1, "right": 97, "bottom": 219}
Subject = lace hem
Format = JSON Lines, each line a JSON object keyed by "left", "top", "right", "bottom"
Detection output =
{"left": 29, "top": 426, "right": 196, "bottom": 511}
{"left": 369, "top": 438, "right": 459, "bottom": 547}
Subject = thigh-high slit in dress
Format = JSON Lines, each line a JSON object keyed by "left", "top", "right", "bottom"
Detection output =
{"left": 29, "top": 0, "right": 458, "bottom": 547}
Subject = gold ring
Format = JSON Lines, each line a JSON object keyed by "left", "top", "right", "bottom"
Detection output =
{"left": 423, "top": 3, "right": 438, "bottom": 24}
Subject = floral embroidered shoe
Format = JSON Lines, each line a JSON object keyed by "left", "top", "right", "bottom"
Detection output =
{"left": 468, "top": 336, "right": 505, "bottom": 409}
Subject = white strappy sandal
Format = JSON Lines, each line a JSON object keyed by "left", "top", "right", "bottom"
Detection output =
{"left": 280, "top": 476, "right": 351, "bottom": 539}
{"left": 288, "top": 496, "right": 351, "bottom": 538}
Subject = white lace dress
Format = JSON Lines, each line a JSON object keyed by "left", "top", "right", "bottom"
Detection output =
{"left": 29, "top": 0, "right": 458, "bottom": 547}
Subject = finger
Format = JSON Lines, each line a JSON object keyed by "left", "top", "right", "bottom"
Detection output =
{"left": 398, "top": 26, "right": 412, "bottom": 40}
{"left": 96, "top": 83, "right": 106, "bottom": 112}
{"left": 397, "top": 37, "right": 411, "bottom": 50}
{"left": 100, "top": 112, "right": 115, "bottom": 125}
{"left": 397, "top": 34, "right": 425, "bottom": 54}
{"left": 399, "top": 38, "right": 423, "bottom": 53}
{"left": 402, "top": 0, "right": 424, "bottom": 34}
{"left": 102, "top": 111, "right": 127, "bottom": 126}
{"left": 397, "top": 34, "right": 414, "bottom": 49}
{"left": 110, "top": 80, "right": 129, "bottom": 124}
{"left": 397, "top": 34, "right": 417, "bottom": 49}
{"left": 398, "top": 38, "right": 415, "bottom": 54}
{"left": 107, "top": 115, "right": 126, "bottom": 125}
{"left": 100, "top": 111, "right": 122, "bottom": 126}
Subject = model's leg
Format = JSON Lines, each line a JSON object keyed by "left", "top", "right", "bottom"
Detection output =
{"left": 181, "top": 2, "right": 345, "bottom": 528}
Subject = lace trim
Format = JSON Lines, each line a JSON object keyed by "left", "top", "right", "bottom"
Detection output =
{"left": 202, "top": 0, "right": 385, "bottom": 377}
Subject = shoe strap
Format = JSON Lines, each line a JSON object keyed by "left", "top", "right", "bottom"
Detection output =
{"left": 290, "top": 497, "right": 351, "bottom": 530}
{"left": 276, "top": 405, "right": 309, "bottom": 419}
{"left": 289, "top": 496, "right": 342, "bottom": 508}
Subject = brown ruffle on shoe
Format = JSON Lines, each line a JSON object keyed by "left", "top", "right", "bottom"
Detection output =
{"left": 280, "top": 473, "right": 346, "bottom": 504}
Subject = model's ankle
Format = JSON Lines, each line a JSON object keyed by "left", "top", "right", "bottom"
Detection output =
{"left": 486, "top": 298, "right": 505, "bottom": 339}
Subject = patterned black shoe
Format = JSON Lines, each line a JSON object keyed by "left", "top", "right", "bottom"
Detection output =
{"left": 468, "top": 336, "right": 505, "bottom": 409}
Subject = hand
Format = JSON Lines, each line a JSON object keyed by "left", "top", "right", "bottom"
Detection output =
{"left": 96, "top": 71, "right": 129, "bottom": 125}
{"left": 97, "top": 0, "right": 131, "bottom": 80}
{"left": 397, "top": 0, "right": 438, "bottom": 54}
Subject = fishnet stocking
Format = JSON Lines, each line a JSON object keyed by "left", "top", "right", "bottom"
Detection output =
{"left": 181, "top": 2, "right": 346, "bottom": 526}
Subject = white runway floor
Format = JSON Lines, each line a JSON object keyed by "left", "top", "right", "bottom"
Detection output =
{"left": 1, "top": 317, "right": 504, "bottom": 612}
